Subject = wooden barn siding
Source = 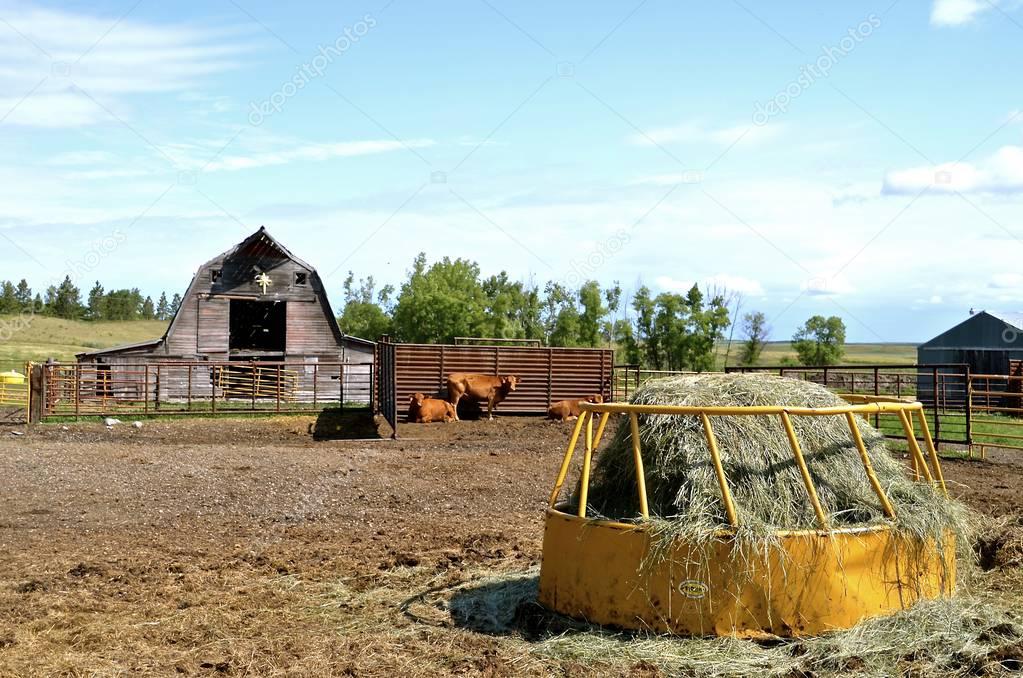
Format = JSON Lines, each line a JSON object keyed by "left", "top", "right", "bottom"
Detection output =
{"left": 286, "top": 300, "right": 343, "bottom": 356}
{"left": 197, "top": 297, "right": 230, "bottom": 354}
{"left": 165, "top": 294, "right": 199, "bottom": 355}
{"left": 392, "top": 344, "right": 613, "bottom": 414}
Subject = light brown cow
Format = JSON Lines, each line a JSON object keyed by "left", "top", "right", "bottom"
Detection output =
{"left": 547, "top": 394, "right": 605, "bottom": 422}
{"left": 407, "top": 392, "right": 457, "bottom": 423}
{"left": 446, "top": 373, "right": 520, "bottom": 420}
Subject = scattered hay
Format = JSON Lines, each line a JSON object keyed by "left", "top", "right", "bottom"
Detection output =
{"left": 440, "top": 569, "right": 1023, "bottom": 677}
{"left": 575, "top": 373, "right": 976, "bottom": 574}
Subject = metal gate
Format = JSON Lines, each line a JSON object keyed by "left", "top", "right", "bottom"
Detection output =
{"left": 374, "top": 339, "right": 397, "bottom": 438}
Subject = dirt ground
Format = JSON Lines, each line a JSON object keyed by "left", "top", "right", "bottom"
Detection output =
{"left": 0, "top": 414, "right": 1022, "bottom": 677}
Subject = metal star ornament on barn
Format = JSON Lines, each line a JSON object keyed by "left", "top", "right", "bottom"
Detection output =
{"left": 255, "top": 271, "right": 273, "bottom": 294}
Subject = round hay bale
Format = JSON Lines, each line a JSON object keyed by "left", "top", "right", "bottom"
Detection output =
{"left": 577, "top": 373, "right": 970, "bottom": 548}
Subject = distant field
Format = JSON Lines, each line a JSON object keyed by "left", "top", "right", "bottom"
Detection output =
{"left": 0, "top": 315, "right": 168, "bottom": 367}
{"left": 0, "top": 316, "right": 918, "bottom": 371}
{"left": 717, "top": 341, "right": 917, "bottom": 369}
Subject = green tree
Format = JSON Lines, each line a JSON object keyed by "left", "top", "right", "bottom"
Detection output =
{"left": 14, "top": 279, "right": 31, "bottom": 311}
{"left": 338, "top": 272, "right": 393, "bottom": 340}
{"left": 33, "top": 293, "right": 43, "bottom": 313}
{"left": 141, "top": 296, "right": 156, "bottom": 320}
{"left": 542, "top": 282, "right": 580, "bottom": 347}
{"left": 631, "top": 286, "right": 660, "bottom": 368}
{"left": 50, "top": 276, "right": 84, "bottom": 319}
{"left": 685, "top": 285, "right": 730, "bottom": 372}
{"left": 103, "top": 289, "right": 143, "bottom": 320}
{"left": 738, "top": 311, "right": 770, "bottom": 366}
{"left": 792, "top": 315, "right": 846, "bottom": 366}
{"left": 577, "top": 280, "right": 607, "bottom": 347}
{"left": 156, "top": 292, "right": 170, "bottom": 320}
{"left": 170, "top": 293, "right": 182, "bottom": 315}
{"left": 0, "top": 281, "right": 17, "bottom": 314}
{"left": 86, "top": 281, "right": 105, "bottom": 320}
{"left": 391, "top": 253, "right": 487, "bottom": 343}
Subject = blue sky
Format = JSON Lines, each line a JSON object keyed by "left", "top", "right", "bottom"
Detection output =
{"left": 2, "top": 0, "right": 1023, "bottom": 342}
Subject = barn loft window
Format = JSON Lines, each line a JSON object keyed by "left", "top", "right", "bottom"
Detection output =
{"left": 211, "top": 268, "right": 223, "bottom": 283}
{"left": 294, "top": 272, "right": 308, "bottom": 286}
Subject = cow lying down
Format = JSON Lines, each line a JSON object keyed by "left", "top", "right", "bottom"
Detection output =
{"left": 407, "top": 393, "right": 457, "bottom": 423}
{"left": 547, "top": 394, "right": 605, "bottom": 422}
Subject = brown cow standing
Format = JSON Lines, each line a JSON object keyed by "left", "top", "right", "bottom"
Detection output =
{"left": 407, "top": 393, "right": 457, "bottom": 423}
{"left": 446, "top": 373, "right": 520, "bottom": 420}
{"left": 547, "top": 394, "right": 605, "bottom": 422}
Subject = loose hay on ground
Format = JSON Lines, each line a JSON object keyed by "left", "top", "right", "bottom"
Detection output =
{"left": 437, "top": 569, "right": 1023, "bottom": 677}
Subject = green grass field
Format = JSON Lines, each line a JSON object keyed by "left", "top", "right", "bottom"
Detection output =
{"left": 0, "top": 315, "right": 168, "bottom": 367}
{"left": 716, "top": 341, "right": 917, "bottom": 369}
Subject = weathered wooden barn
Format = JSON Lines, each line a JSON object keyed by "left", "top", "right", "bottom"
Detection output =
{"left": 76, "top": 227, "right": 374, "bottom": 405}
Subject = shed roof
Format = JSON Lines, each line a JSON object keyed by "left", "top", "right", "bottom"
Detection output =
{"left": 919, "top": 310, "right": 1023, "bottom": 350}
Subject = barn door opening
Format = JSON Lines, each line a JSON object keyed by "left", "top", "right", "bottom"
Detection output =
{"left": 229, "top": 300, "right": 286, "bottom": 354}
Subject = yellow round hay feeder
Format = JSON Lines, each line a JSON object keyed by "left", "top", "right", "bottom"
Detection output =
{"left": 0, "top": 370, "right": 25, "bottom": 385}
{"left": 538, "top": 395, "right": 955, "bottom": 638}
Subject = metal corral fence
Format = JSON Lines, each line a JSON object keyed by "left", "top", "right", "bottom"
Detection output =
{"left": 0, "top": 361, "right": 29, "bottom": 423}
{"left": 33, "top": 360, "right": 373, "bottom": 420}
{"left": 387, "top": 342, "right": 614, "bottom": 415}
{"left": 723, "top": 364, "right": 973, "bottom": 447}
{"left": 966, "top": 372, "right": 1023, "bottom": 455}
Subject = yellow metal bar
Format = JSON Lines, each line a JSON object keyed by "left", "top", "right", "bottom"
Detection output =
{"left": 700, "top": 413, "right": 739, "bottom": 528}
{"left": 898, "top": 410, "right": 933, "bottom": 484}
{"left": 780, "top": 412, "right": 829, "bottom": 529}
{"left": 629, "top": 413, "right": 650, "bottom": 519}
{"left": 578, "top": 412, "right": 595, "bottom": 518}
{"left": 845, "top": 412, "right": 896, "bottom": 519}
{"left": 549, "top": 411, "right": 588, "bottom": 508}
{"left": 592, "top": 411, "right": 611, "bottom": 450}
{"left": 580, "top": 401, "right": 923, "bottom": 417}
{"left": 913, "top": 409, "right": 948, "bottom": 496}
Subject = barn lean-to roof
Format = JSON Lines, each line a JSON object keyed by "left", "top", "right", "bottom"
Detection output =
{"left": 77, "top": 226, "right": 373, "bottom": 359}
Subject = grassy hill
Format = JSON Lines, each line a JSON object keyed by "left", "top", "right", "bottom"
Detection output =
{"left": 0, "top": 315, "right": 168, "bottom": 367}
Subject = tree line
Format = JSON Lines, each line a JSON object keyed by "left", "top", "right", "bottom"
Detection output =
{"left": 0, "top": 277, "right": 181, "bottom": 322}
{"left": 337, "top": 253, "right": 849, "bottom": 369}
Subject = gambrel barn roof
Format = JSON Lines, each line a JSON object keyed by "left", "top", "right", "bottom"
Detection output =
{"left": 78, "top": 227, "right": 371, "bottom": 359}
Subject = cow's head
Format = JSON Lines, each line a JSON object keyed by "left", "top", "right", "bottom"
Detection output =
{"left": 586, "top": 394, "right": 604, "bottom": 404}
{"left": 409, "top": 392, "right": 426, "bottom": 407}
{"left": 501, "top": 375, "right": 520, "bottom": 391}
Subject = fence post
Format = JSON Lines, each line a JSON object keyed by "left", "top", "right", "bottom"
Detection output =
{"left": 313, "top": 362, "right": 318, "bottom": 408}
{"left": 74, "top": 363, "right": 80, "bottom": 421}
{"left": 28, "top": 363, "right": 43, "bottom": 424}
{"left": 144, "top": 365, "right": 149, "bottom": 416}
{"left": 339, "top": 362, "right": 345, "bottom": 412}
{"left": 932, "top": 366, "right": 940, "bottom": 443}
{"left": 211, "top": 366, "right": 217, "bottom": 415}
{"left": 547, "top": 349, "right": 553, "bottom": 407}
{"left": 187, "top": 366, "right": 193, "bottom": 412}
{"left": 965, "top": 367, "right": 973, "bottom": 446}
{"left": 251, "top": 360, "right": 257, "bottom": 411}
{"left": 276, "top": 364, "right": 282, "bottom": 413}
{"left": 873, "top": 367, "right": 880, "bottom": 428}
{"left": 155, "top": 365, "right": 161, "bottom": 411}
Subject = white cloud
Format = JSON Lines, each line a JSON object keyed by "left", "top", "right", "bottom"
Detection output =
{"left": 931, "top": 295, "right": 944, "bottom": 304}
{"left": 989, "top": 273, "right": 1023, "bottom": 289}
{"left": 800, "top": 276, "right": 856, "bottom": 297}
{"left": 655, "top": 274, "right": 765, "bottom": 296}
{"left": 0, "top": 5, "right": 254, "bottom": 127}
{"left": 199, "top": 139, "right": 436, "bottom": 172}
{"left": 882, "top": 146, "right": 1023, "bottom": 195}
{"left": 629, "top": 120, "right": 781, "bottom": 147}
{"left": 931, "top": 0, "right": 991, "bottom": 26}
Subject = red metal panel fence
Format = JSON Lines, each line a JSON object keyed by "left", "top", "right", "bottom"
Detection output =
{"left": 391, "top": 343, "right": 614, "bottom": 415}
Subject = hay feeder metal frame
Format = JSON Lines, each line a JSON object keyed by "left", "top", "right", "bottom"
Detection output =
{"left": 539, "top": 396, "right": 953, "bottom": 638}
